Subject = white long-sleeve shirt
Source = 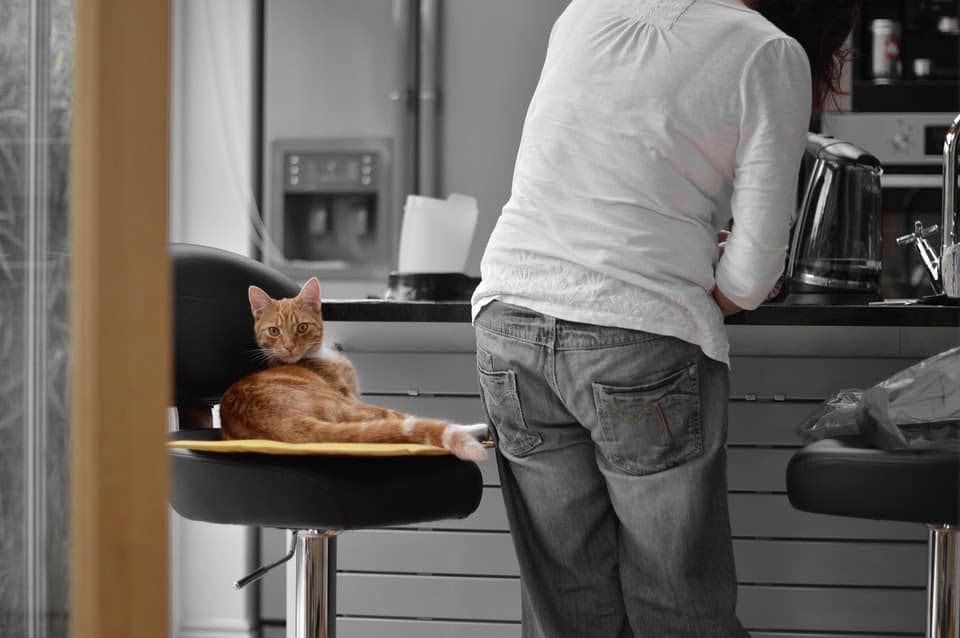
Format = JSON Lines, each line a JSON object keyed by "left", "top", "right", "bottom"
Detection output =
{"left": 471, "top": 0, "right": 812, "bottom": 364}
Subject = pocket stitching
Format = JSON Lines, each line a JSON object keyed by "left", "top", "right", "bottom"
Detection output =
{"left": 592, "top": 363, "right": 703, "bottom": 475}
{"left": 477, "top": 367, "right": 543, "bottom": 457}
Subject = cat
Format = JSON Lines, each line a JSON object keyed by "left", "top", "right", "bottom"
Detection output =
{"left": 218, "top": 277, "right": 489, "bottom": 462}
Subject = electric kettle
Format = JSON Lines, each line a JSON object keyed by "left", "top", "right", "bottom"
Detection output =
{"left": 780, "top": 133, "right": 884, "bottom": 304}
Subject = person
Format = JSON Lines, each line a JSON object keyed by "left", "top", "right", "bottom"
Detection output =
{"left": 471, "top": 1, "right": 860, "bottom": 636}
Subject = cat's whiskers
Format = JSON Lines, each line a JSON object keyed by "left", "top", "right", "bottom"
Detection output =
{"left": 246, "top": 348, "right": 273, "bottom": 365}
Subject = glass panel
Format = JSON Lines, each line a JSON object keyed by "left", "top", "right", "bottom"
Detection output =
{"left": 0, "top": 0, "right": 73, "bottom": 635}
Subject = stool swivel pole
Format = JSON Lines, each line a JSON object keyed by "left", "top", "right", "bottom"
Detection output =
{"left": 927, "top": 524, "right": 959, "bottom": 638}
{"left": 287, "top": 530, "right": 339, "bottom": 638}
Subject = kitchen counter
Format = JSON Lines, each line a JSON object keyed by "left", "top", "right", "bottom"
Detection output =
{"left": 269, "top": 300, "right": 957, "bottom": 638}
{"left": 321, "top": 299, "right": 960, "bottom": 327}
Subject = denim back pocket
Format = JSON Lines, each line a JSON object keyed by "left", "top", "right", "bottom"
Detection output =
{"left": 591, "top": 362, "right": 702, "bottom": 475}
{"left": 477, "top": 349, "right": 542, "bottom": 458}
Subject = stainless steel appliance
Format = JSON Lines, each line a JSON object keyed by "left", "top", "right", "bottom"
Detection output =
{"left": 821, "top": 112, "right": 956, "bottom": 299}
{"left": 779, "top": 133, "right": 884, "bottom": 304}
{"left": 262, "top": 0, "right": 568, "bottom": 298}
{"left": 265, "top": 137, "right": 393, "bottom": 284}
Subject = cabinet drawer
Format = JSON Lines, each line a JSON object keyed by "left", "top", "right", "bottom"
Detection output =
{"left": 729, "top": 494, "right": 925, "bottom": 540}
{"left": 729, "top": 357, "right": 918, "bottom": 399}
{"left": 351, "top": 352, "right": 478, "bottom": 394}
{"left": 737, "top": 585, "right": 924, "bottom": 634}
{"left": 340, "top": 533, "right": 926, "bottom": 588}
{"left": 365, "top": 395, "right": 485, "bottom": 424}
{"left": 733, "top": 539, "right": 926, "bottom": 587}
{"left": 727, "top": 402, "right": 819, "bottom": 445}
{"left": 727, "top": 448, "right": 796, "bottom": 492}
{"left": 337, "top": 618, "right": 521, "bottom": 638}
{"left": 334, "top": 574, "right": 924, "bottom": 634}
{"left": 337, "top": 573, "right": 521, "bottom": 621}
{"left": 339, "top": 529, "right": 517, "bottom": 577}
{"left": 397, "top": 489, "right": 927, "bottom": 540}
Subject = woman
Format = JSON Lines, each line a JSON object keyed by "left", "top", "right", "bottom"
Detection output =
{"left": 472, "top": 1, "right": 859, "bottom": 636}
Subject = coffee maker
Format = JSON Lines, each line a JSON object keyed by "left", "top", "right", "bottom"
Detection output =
{"left": 778, "top": 133, "right": 884, "bottom": 304}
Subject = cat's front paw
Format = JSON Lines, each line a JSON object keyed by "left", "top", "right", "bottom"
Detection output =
{"left": 455, "top": 423, "right": 490, "bottom": 441}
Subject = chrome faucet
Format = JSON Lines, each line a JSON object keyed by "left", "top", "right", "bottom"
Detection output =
{"left": 941, "top": 113, "right": 960, "bottom": 297}
{"left": 897, "top": 112, "right": 960, "bottom": 298}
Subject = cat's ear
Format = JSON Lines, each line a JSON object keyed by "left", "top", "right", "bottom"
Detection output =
{"left": 298, "top": 277, "right": 322, "bottom": 311}
{"left": 248, "top": 285, "right": 272, "bottom": 319}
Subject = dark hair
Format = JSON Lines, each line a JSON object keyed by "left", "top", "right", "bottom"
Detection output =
{"left": 754, "top": 1, "right": 861, "bottom": 118}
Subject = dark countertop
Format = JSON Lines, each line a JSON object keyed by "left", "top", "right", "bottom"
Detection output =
{"left": 321, "top": 299, "right": 960, "bottom": 327}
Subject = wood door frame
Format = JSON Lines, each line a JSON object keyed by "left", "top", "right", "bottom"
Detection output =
{"left": 69, "top": 0, "right": 171, "bottom": 636}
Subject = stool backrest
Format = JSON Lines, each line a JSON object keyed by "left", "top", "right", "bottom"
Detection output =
{"left": 171, "top": 243, "right": 300, "bottom": 408}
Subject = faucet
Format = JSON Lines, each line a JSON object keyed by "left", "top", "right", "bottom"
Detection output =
{"left": 897, "top": 112, "right": 960, "bottom": 298}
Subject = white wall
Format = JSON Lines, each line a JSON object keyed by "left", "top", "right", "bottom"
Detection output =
{"left": 170, "top": 0, "right": 258, "bottom": 257}
{"left": 169, "top": 1, "right": 259, "bottom": 637}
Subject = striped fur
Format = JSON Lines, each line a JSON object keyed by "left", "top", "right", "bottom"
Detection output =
{"left": 218, "top": 278, "right": 488, "bottom": 462}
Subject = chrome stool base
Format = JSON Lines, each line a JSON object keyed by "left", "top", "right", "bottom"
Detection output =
{"left": 286, "top": 530, "right": 339, "bottom": 638}
{"left": 927, "top": 525, "right": 959, "bottom": 638}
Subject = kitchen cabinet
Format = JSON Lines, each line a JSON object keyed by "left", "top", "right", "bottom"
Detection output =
{"left": 260, "top": 317, "right": 957, "bottom": 638}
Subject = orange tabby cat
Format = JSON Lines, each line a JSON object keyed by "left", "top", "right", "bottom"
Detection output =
{"left": 219, "top": 277, "right": 488, "bottom": 462}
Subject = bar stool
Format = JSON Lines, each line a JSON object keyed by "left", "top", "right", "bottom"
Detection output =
{"left": 787, "top": 436, "right": 960, "bottom": 638}
{"left": 168, "top": 243, "right": 484, "bottom": 637}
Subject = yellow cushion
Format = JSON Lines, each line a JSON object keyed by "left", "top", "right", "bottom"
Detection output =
{"left": 168, "top": 438, "right": 494, "bottom": 457}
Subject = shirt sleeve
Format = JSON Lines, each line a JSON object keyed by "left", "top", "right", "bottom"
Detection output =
{"left": 714, "top": 37, "right": 812, "bottom": 310}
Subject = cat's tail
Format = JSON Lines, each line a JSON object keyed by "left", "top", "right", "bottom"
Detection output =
{"left": 274, "top": 416, "right": 489, "bottom": 462}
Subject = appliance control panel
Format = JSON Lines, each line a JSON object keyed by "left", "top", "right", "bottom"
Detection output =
{"left": 284, "top": 151, "right": 379, "bottom": 192}
{"left": 821, "top": 112, "right": 955, "bottom": 165}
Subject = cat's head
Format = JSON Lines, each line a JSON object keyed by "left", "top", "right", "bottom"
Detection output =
{"left": 248, "top": 277, "right": 324, "bottom": 364}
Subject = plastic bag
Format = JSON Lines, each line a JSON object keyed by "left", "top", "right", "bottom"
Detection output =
{"left": 797, "top": 345, "right": 960, "bottom": 451}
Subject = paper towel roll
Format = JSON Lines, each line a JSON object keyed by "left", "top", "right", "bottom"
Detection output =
{"left": 397, "top": 193, "right": 478, "bottom": 273}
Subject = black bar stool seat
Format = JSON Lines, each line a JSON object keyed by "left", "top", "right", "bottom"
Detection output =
{"left": 169, "top": 243, "right": 483, "bottom": 638}
{"left": 787, "top": 436, "right": 960, "bottom": 525}
{"left": 787, "top": 435, "right": 960, "bottom": 638}
{"left": 169, "top": 429, "right": 482, "bottom": 530}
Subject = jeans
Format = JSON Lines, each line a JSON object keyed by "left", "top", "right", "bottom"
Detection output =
{"left": 475, "top": 301, "right": 748, "bottom": 638}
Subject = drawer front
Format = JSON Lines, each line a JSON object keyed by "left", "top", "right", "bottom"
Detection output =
{"left": 727, "top": 401, "right": 819, "bottom": 445}
{"left": 737, "top": 585, "right": 924, "bottom": 634}
{"left": 733, "top": 539, "right": 926, "bottom": 587}
{"left": 351, "top": 352, "right": 479, "bottom": 394}
{"left": 336, "top": 573, "right": 521, "bottom": 621}
{"left": 365, "top": 394, "right": 485, "bottom": 424}
{"left": 338, "top": 529, "right": 518, "bottom": 577}
{"left": 727, "top": 448, "right": 796, "bottom": 492}
{"left": 354, "top": 354, "right": 922, "bottom": 399}
{"left": 339, "top": 531, "right": 926, "bottom": 588}
{"left": 729, "top": 357, "right": 919, "bottom": 400}
{"left": 333, "top": 574, "right": 924, "bottom": 634}
{"left": 729, "top": 494, "right": 925, "bottom": 540}
{"left": 337, "top": 618, "right": 521, "bottom": 638}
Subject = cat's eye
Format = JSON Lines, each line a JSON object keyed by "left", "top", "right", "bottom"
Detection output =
{"left": 296, "top": 322, "right": 310, "bottom": 334}
{"left": 267, "top": 326, "right": 280, "bottom": 337}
